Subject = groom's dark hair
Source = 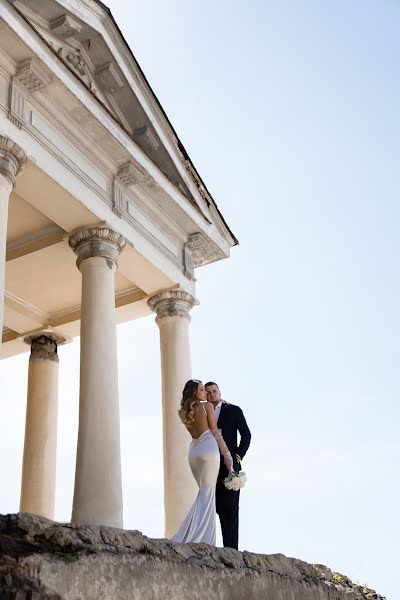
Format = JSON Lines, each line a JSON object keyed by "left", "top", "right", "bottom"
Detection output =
{"left": 205, "top": 381, "right": 219, "bottom": 388}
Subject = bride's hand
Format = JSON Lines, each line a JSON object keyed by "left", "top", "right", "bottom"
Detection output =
{"left": 224, "top": 455, "right": 233, "bottom": 472}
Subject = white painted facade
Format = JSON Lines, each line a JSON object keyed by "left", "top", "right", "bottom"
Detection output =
{"left": 0, "top": 0, "right": 236, "bottom": 531}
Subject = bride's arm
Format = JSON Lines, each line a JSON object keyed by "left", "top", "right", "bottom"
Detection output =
{"left": 204, "top": 402, "right": 233, "bottom": 472}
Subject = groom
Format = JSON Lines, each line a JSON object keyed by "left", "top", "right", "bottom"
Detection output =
{"left": 205, "top": 381, "right": 251, "bottom": 550}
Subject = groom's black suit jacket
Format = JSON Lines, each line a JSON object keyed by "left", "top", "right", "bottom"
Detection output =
{"left": 217, "top": 401, "right": 251, "bottom": 480}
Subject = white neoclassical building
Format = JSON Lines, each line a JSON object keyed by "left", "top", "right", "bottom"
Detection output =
{"left": 0, "top": 0, "right": 237, "bottom": 536}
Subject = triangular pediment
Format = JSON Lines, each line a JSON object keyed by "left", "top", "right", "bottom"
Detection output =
{"left": 8, "top": 0, "right": 237, "bottom": 247}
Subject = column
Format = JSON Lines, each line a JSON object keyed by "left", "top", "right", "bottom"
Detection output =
{"left": 20, "top": 332, "right": 65, "bottom": 519}
{"left": 69, "top": 226, "right": 125, "bottom": 528}
{"left": 0, "top": 135, "right": 26, "bottom": 350}
{"left": 148, "top": 290, "right": 198, "bottom": 537}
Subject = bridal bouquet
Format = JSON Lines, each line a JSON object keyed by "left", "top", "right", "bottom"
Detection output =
{"left": 223, "top": 470, "right": 247, "bottom": 491}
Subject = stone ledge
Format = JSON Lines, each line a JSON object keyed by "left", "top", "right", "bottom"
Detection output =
{"left": 0, "top": 513, "right": 384, "bottom": 600}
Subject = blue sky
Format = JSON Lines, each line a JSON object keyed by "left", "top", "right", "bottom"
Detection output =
{"left": 1, "top": 1, "right": 399, "bottom": 598}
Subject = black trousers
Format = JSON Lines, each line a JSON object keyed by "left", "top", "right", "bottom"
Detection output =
{"left": 216, "top": 478, "right": 240, "bottom": 550}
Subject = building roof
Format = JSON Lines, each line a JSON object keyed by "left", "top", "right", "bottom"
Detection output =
{"left": 92, "top": 0, "right": 238, "bottom": 246}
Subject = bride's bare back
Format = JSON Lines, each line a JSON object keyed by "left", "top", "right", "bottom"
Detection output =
{"left": 179, "top": 381, "right": 233, "bottom": 472}
{"left": 187, "top": 400, "right": 233, "bottom": 471}
{"left": 187, "top": 401, "right": 215, "bottom": 440}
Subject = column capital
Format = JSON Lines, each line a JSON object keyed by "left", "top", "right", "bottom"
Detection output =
{"left": 0, "top": 135, "right": 27, "bottom": 187}
{"left": 148, "top": 290, "right": 198, "bottom": 322}
{"left": 24, "top": 331, "right": 66, "bottom": 362}
{"left": 69, "top": 225, "right": 126, "bottom": 268}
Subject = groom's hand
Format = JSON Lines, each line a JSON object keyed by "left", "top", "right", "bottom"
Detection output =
{"left": 236, "top": 454, "right": 241, "bottom": 464}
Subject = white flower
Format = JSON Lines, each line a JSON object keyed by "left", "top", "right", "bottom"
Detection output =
{"left": 238, "top": 472, "right": 247, "bottom": 488}
{"left": 223, "top": 470, "right": 247, "bottom": 491}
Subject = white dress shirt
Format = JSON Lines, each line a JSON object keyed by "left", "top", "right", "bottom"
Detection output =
{"left": 214, "top": 401, "right": 222, "bottom": 423}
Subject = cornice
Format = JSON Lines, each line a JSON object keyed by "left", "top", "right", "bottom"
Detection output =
{"left": 54, "top": 0, "right": 220, "bottom": 227}
{"left": 1, "top": 4, "right": 219, "bottom": 232}
{"left": 2, "top": 0, "right": 235, "bottom": 273}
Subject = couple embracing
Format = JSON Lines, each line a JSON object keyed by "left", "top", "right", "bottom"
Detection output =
{"left": 171, "top": 380, "right": 251, "bottom": 549}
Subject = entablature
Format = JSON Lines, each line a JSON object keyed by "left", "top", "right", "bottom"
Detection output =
{"left": 1, "top": 0, "right": 235, "bottom": 275}
{"left": 5, "top": 0, "right": 238, "bottom": 254}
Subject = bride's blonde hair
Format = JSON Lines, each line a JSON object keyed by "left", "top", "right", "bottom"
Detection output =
{"left": 178, "top": 379, "right": 202, "bottom": 427}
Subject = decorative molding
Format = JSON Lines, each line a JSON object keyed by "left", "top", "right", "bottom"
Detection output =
{"left": 24, "top": 330, "right": 67, "bottom": 362}
{"left": 112, "top": 177, "right": 126, "bottom": 217}
{"left": 127, "top": 202, "right": 179, "bottom": 257}
{"left": 48, "top": 286, "right": 144, "bottom": 327}
{"left": 2, "top": 327, "right": 18, "bottom": 344}
{"left": 117, "top": 161, "right": 148, "bottom": 187}
{"left": 208, "top": 201, "right": 235, "bottom": 244}
{"left": 198, "top": 185, "right": 210, "bottom": 206}
{"left": 95, "top": 62, "right": 124, "bottom": 94}
{"left": 186, "top": 232, "right": 226, "bottom": 268}
{"left": 4, "top": 290, "right": 49, "bottom": 325}
{"left": 113, "top": 160, "right": 151, "bottom": 218}
{"left": 6, "top": 225, "right": 65, "bottom": 262}
{"left": 8, "top": 78, "right": 26, "bottom": 129}
{"left": 183, "top": 243, "right": 195, "bottom": 280}
{"left": 114, "top": 286, "right": 147, "bottom": 308}
{"left": 112, "top": 181, "right": 188, "bottom": 270}
{"left": 50, "top": 14, "right": 82, "bottom": 40}
{"left": 8, "top": 60, "right": 51, "bottom": 129}
{"left": 58, "top": 47, "right": 97, "bottom": 93}
{"left": 104, "top": 95, "right": 133, "bottom": 133}
{"left": 30, "top": 110, "right": 108, "bottom": 193}
{"left": 0, "top": 135, "right": 27, "bottom": 187}
{"left": 147, "top": 290, "right": 198, "bottom": 322}
{"left": 183, "top": 159, "right": 210, "bottom": 207}
{"left": 69, "top": 225, "right": 126, "bottom": 268}
{"left": 15, "top": 59, "right": 51, "bottom": 93}
{"left": 133, "top": 126, "right": 159, "bottom": 151}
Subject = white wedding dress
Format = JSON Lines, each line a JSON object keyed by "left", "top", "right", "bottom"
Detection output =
{"left": 171, "top": 429, "right": 220, "bottom": 545}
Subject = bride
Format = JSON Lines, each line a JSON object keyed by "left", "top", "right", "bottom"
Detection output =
{"left": 171, "top": 379, "right": 233, "bottom": 545}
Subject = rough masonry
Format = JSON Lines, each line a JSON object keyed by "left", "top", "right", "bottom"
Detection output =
{"left": 0, "top": 514, "right": 384, "bottom": 600}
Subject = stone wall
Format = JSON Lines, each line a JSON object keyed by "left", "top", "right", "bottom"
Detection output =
{"left": 0, "top": 514, "right": 384, "bottom": 600}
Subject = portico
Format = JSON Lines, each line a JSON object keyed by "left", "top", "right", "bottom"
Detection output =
{"left": 0, "top": 0, "right": 237, "bottom": 533}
